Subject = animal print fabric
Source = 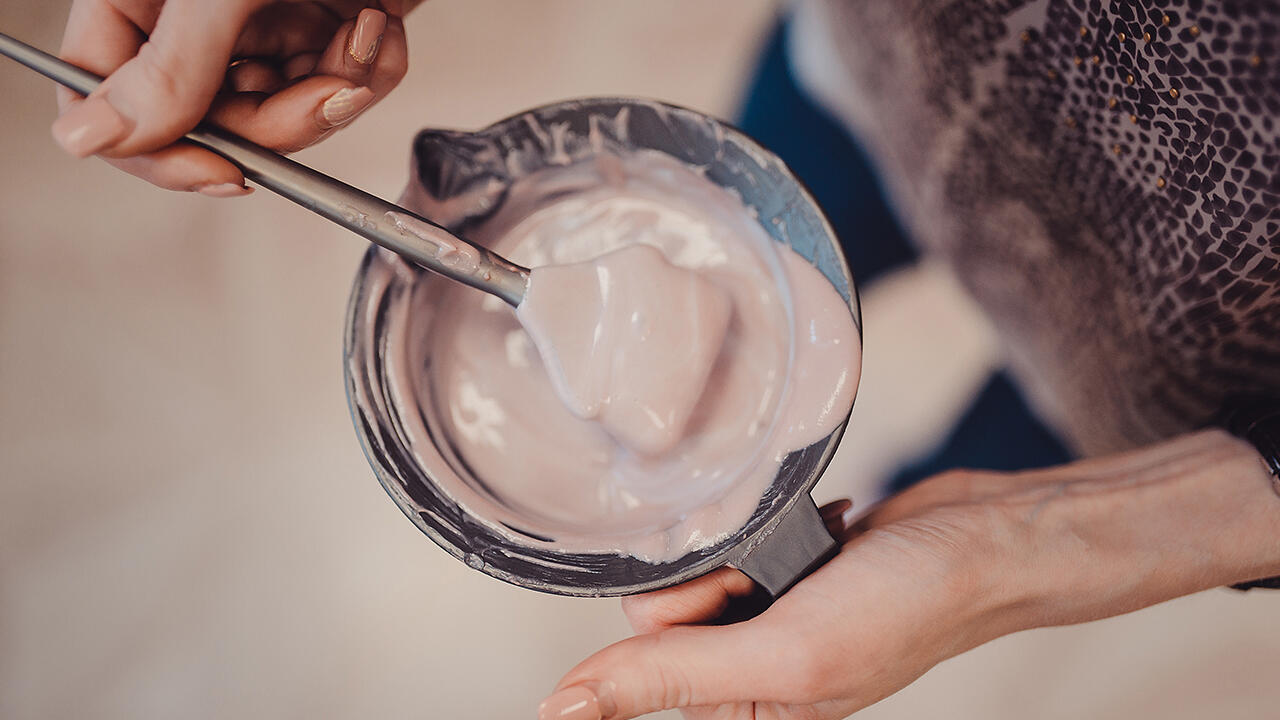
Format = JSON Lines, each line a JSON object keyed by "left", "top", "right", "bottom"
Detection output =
{"left": 801, "top": 0, "right": 1280, "bottom": 454}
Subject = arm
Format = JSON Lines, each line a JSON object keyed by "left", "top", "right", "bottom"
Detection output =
{"left": 540, "top": 429, "right": 1280, "bottom": 720}
{"left": 996, "top": 429, "right": 1279, "bottom": 629}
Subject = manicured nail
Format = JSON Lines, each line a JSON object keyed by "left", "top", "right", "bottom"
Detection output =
{"left": 348, "top": 8, "right": 387, "bottom": 64}
{"left": 320, "top": 86, "right": 376, "bottom": 128}
{"left": 51, "top": 95, "right": 129, "bottom": 158}
{"left": 538, "top": 687, "right": 601, "bottom": 720}
{"left": 197, "top": 183, "right": 254, "bottom": 198}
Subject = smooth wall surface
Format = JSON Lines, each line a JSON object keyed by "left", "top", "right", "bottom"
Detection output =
{"left": 1, "top": 2, "right": 1276, "bottom": 719}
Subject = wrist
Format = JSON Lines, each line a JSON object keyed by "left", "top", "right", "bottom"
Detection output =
{"left": 1004, "top": 430, "right": 1280, "bottom": 629}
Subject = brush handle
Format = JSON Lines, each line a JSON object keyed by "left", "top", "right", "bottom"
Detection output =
{"left": 0, "top": 31, "right": 529, "bottom": 306}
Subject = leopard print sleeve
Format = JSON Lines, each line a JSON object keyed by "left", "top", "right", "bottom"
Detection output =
{"left": 803, "top": 0, "right": 1280, "bottom": 457}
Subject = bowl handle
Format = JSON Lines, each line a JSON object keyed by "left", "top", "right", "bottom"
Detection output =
{"left": 713, "top": 495, "right": 839, "bottom": 624}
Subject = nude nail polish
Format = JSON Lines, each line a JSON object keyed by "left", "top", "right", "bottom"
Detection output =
{"left": 320, "top": 86, "right": 376, "bottom": 128}
{"left": 197, "top": 183, "right": 253, "bottom": 198}
{"left": 51, "top": 95, "right": 128, "bottom": 158}
{"left": 348, "top": 8, "right": 387, "bottom": 64}
{"left": 538, "top": 687, "right": 601, "bottom": 720}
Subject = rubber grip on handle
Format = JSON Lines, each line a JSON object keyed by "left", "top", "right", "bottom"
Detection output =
{"left": 713, "top": 495, "right": 839, "bottom": 624}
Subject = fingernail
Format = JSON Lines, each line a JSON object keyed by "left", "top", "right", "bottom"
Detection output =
{"left": 839, "top": 504, "right": 859, "bottom": 531}
{"left": 348, "top": 8, "right": 387, "bottom": 64}
{"left": 51, "top": 95, "right": 129, "bottom": 158}
{"left": 197, "top": 183, "right": 254, "bottom": 198}
{"left": 538, "top": 687, "right": 601, "bottom": 720}
{"left": 320, "top": 86, "right": 376, "bottom": 128}
{"left": 820, "top": 499, "right": 852, "bottom": 522}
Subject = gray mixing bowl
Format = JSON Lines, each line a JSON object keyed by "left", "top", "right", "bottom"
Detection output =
{"left": 344, "top": 98, "right": 861, "bottom": 601}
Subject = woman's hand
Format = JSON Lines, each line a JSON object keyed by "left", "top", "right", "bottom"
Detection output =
{"left": 52, "top": 0, "right": 410, "bottom": 196}
{"left": 540, "top": 496, "right": 1026, "bottom": 720}
{"left": 540, "top": 429, "right": 1280, "bottom": 719}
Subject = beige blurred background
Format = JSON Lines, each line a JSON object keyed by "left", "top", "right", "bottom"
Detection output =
{"left": 1, "top": 1, "right": 1276, "bottom": 718}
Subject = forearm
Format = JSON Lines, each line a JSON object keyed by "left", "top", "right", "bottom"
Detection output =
{"left": 1012, "top": 429, "right": 1280, "bottom": 631}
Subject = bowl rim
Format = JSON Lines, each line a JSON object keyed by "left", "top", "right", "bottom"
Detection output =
{"left": 342, "top": 96, "right": 861, "bottom": 596}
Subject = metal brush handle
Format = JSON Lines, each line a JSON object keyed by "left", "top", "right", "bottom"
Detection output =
{"left": 0, "top": 31, "right": 530, "bottom": 306}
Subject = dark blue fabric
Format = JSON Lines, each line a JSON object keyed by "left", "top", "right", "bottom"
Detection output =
{"left": 735, "top": 22, "right": 915, "bottom": 283}
{"left": 886, "top": 374, "right": 1074, "bottom": 493}
{"left": 735, "top": 21, "right": 1074, "bottom": 491}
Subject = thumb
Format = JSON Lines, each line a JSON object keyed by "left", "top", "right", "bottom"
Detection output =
{"left": 59, "top": 0, "right": 263, "bottom": 159}
{"left": 540, "top": 624, "right": 779, "bottom": 720}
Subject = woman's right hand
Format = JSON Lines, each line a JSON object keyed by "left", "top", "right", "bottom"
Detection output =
{"left": 52, "top": 0, "right": 410, "bottom": 197}
{"left": 541, "top": 430, "right": 1280, "bottom": 719}
{"left": 540, "top": 490, "right": 1028, "bottom": 720}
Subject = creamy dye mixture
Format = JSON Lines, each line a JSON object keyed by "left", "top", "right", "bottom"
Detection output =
{"left": 391, "top": 151, "right": 860, "bottom": 561}
{"left": 518, "top": 244, "right": 733, "bottom": 456}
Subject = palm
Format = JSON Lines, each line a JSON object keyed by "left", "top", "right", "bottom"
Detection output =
{"left": 605, "top": 496, "right": 1003, "bottom": 720}
{"left": 717, "top": 512, "right": 993, "bottom": 718}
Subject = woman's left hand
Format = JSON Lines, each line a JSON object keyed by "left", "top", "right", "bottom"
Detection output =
{"left": 53, "top": 0, "right": 412, "bottom": 194}
{"left": 539, "top": 429, "right": 1280, "bottom": 720}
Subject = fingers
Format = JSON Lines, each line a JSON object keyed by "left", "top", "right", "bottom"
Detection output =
{"left": 544, "top": 499, "right": 860, "bottom": 720}
{"left": 621, "top": 568, "right": 756, "bottom": 634}
{"left": 62, "top": 0, "right": 264, "bottom": 158}
{"left": 578, "top": 499, "right": 856, "bottom": 718}
{"left": 283, "top": 53, "right": 321, "bottom": 81}
{"left": 226, "top": 59, "right": 286, "bottom": 94}
{"left": 818, "top": 498, "right": 855, "bottom": 540}
{"left": 51, "top": 1, "right": 409, "bottom": 195}
{"left": 207, "top": 77, "right": 375, "bottom": 153}
{"left": 55, "top": 0, "right": 145, "bottom": 115}
{"left": 313, "top": 9, "right": 408, "bottom": 98}
{"left": 102, "top": 144, "right": 252, "bottom": 196}
{"left": 341, "top": 8, "right": 388, "bottom": 70}
{"left": 208, "top": 9, "right": 406, "bottom": 154}
{"left": 358, "top": 13, "right": 410, "bottom": 98}
{"left": 53, "top": 0, "right": 256, "bottom": 191}
{"left": 541, "top": 625, "right": 785, "bottom": 720}
{"left": 620, "top": 499, "right": 855, "bottom": 635}
{"left": 231, "top": 1, "right": 341, "bottom": 59}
